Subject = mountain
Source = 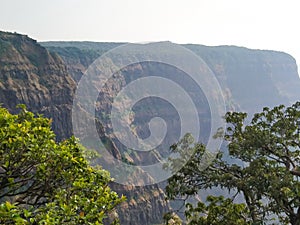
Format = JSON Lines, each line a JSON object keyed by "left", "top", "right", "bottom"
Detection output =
{"left": 1, "top": 31, "right": 299, "bottom": 224}
{"left": 42, "top": 40, "right": 300, "bottom": 223}
{"left": 42, "top": 41, "right": 300, "bottom": 115}
{"left": 0, "top": 31, "right": 75, "bottom": 140}
{"left": 183, "top": 44, "right": 300, "bottom": 113}
{"left": 0, "top": 32, "right": 169, "bottom": 225}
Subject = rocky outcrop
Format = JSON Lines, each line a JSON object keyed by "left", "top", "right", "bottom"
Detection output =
{"left": 44, "top": 41, "right": 300, "bottom": 115}
{"left": 0, "top": 32, "right": 170, "bottom": 225}
{"left": 183, "top": 44, "right": 300, "bottom": 114}
{"left": 0, "top": 31, "right": 76, "bottom": 140}
{"left": 110, "top": 184, "right": 169, "bottom": 224}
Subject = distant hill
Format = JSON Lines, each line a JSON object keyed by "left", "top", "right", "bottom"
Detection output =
{"left": 183, "top": 44, "right": 300, "bottom": 112}
{"left": 41, "top": 40, "right": 300, "bottom": 114}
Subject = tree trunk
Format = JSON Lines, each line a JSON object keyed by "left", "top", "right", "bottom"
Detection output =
{"left": 290, "top": 207, "right": 300, "bottom": 225}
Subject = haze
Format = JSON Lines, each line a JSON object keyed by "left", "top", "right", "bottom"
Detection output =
{"left": 1, "top": 0, "right": 299, "bottom": 72}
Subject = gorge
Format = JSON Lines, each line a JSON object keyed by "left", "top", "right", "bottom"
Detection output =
{"left": 1, "top": 31, "right": 300, "bottom": 224}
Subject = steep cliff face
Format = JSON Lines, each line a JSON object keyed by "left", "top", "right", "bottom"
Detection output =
{"left": 1, "top": 34, "right": 299, "bottom": 225}
{"left": 0, "top": 31, "right": 76, "bottom": 140}
{"left": 42, "top": 41, "right": 300, "bottom": 224}
{"left": 109, "top": 184, "right": 169, "bottom": 224}
{"left": 0, "top": 33, "right": 170, "bottom": 225}
{"left": 44, "top": 41, "right": 300, "bottom": 115}
{"left": 41, "top": 42, "right": 122, "bottom": 83}
{"left": 183, "top": 44, "right": 300, "bottom": 114}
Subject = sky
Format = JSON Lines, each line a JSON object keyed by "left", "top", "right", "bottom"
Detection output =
{"left": 1, "top": 0, "right": 300, "bottom": 72}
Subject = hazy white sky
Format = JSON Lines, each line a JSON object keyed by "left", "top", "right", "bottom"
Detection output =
{"left": 1, "top": 0, "right": 300, "bottom": 70}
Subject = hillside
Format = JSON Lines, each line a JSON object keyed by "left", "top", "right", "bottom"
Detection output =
{"left": 41, "top": 40, "right": 300, "bottom": 223}
{"left": 0, "top": 31, "right": 75, "bottom": 140}
{"left": 0, "top": 31, "right": 299, "bottom": 224}
{"left": 0, "top": 32, "right": 169, "bottom": 225}
{"left": 42, "top": 41, "right": 300, "bottom": 115}
{"left": 184, "top": 44, "right": 300, "bottom": 113}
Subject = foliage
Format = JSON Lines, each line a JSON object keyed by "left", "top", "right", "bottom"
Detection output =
{"left": 184, "top": 195, "right": 250, "bottom": 225}
{"left": 165, "top": 102, "right": 300, "bottom": 225}
{"left": 163, "top": 212, "right": 182, "bottom": 225}
{"left": 0, "top": 105, "right": 125, "bottom": 224}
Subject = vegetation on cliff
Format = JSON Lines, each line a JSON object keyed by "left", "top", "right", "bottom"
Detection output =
{"left": 165, "top": 102, "right": 300, "bottom": 225}
{"left": 1, "top": 31, "right": 300, "bottom": 224}
{"left": 0, "top": 31, "right": 76, "bottom": 141}
{"left": 0, "top": 105, "right": 125, "bottom": 224}
{"left": 1, "top": 31, "right": 170, "bottom": 225}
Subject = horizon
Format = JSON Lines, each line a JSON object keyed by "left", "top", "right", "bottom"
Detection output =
{"left": 1, "top": 0, "right": 300, "bottom": 74}
{"left": 2, "top": 29, "right": 296, "bottom": 58}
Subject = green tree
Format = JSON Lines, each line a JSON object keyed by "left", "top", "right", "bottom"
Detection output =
{"left": 0, "top": 105, "right": 125, "bottom": 224}
{"left": 165, "top": 102, "right": 300, "bottom": 225}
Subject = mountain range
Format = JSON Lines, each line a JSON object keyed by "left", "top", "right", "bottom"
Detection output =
{"left": 1, "top": 31, "right": 300, "bottom": 224}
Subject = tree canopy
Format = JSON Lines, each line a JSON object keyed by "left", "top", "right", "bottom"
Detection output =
{"left": 0, "top": 105, "right": 125, "bottom": 224}
{"left": 165, "top": 102, "right": 300, "bottom": 225}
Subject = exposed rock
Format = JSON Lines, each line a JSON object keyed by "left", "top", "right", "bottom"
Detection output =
{"left": 1, "top": 33, "right": 299, "bottom": 225}
{"left": 183, "top": 44, "right": 300, "bottom": 114}
{"left": 109, "top": 184, "right": 170, "bottom": 225}
{"left": 0, "top": 32, "right": 170, "bottom": 225}
{"left": 44, "top": 41, "right": 300, "bottom": 225}
{"left": 0, "top": 31, "right": 76, "bottom": 141}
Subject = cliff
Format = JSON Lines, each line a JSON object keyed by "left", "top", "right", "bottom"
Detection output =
{"left": 1, "top": 32, "right": 299, "bottom": 225}
{"left": 0, "top": 32, "right": 170, "bottom": 225}
{"left": 42, "top": 41, "right": 300, "bottom": 115}
{"left": 184, "top": 44, "right": 300, "bottom": 114}
{"left": 0, "top": 31, "right": 75, "bottom": 140}
{"left": 42, "top": 41, "right": 300, "bottom": 224}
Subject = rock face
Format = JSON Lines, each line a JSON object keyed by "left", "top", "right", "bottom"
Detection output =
{"left": 42, "top": 41, "right": 300, "bottom": 224}
{"left": 110, "top": 184, "right": 169, "bottom": 224}
{"left": 1, "top": 31, "right": 300, "bottom": 225}
{"left": 0, "top": 33, "right": 170, "bottom": 225}
{"left": 42, "top": 41, "right": 300, "bottom": 114}
{"left": 184, "top": 44, "right": 300, "bottom": 114}
{"left": 0, "top": 31, "right": 75, "bottom": 140}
